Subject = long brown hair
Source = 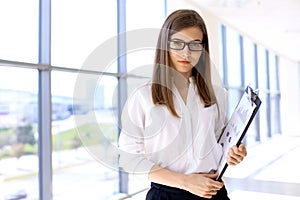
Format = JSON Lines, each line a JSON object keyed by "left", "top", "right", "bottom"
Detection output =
{"left": 151, "top": 9, "right": 217, "bottom": 117}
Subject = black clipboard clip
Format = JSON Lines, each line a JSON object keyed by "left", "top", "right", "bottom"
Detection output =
{"left": 246, "top": 86, "right": 259, "bottom": 106}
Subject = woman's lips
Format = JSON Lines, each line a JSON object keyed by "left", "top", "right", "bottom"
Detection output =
{"left": 178, "top": 60, "right": 190, "bottom": 64}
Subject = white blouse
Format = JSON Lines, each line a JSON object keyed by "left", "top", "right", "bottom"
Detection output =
{"left": 118, "top": 77, "right": 228, "bottom": 175}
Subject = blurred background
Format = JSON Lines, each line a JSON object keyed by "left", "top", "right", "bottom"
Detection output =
{"left": 0, "top": 0, "right": 299, "bottom": 199}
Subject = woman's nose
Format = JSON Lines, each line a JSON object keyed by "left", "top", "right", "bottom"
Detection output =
{"left": 181, "top": 45, "right": 191, "bottom": 58}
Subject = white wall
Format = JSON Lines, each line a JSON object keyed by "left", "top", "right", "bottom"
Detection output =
{"left": 279, "top": 59, "right": 300, "bottom": 136}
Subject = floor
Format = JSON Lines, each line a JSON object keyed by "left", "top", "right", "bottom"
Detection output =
{"left": 117, "top": 134, "right": 300, "bottom": 200}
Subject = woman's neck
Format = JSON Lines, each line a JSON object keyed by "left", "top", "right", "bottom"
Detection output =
{"left": 172, "top": 73, "right": 191, "bottom": 104}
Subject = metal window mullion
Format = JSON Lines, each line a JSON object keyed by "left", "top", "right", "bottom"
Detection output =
{"left": 265, "top": 50, "right": 271, "bottom": 138}
{"left": 254, "top": 44, "right": 260, "bottom": 142}
{"left": 239, "top": 35, "right": 245, "bottom": 88}
{"left": 275, "top": 55, "right": 282, "bottom": 134}
{"left": 221, "top": 25, "right": 228, "bottom": 87}
{"left": 117, "top": 0, "right": 128, "bottom": 194}
{"left": 239, "top": 35, "right": 247, "bottom": 144}
{"left": 38, "top": 0, "right": 52, "bottom": 199}
{"left": 164, "top": 0, "right": 167, "bottom": 17}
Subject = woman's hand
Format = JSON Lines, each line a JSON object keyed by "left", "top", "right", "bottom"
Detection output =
{"left": 183, "top": 173, "right": 224, "bottom": 199}
{"left": 227, "top": 143, "right": 247, "bottom": 166}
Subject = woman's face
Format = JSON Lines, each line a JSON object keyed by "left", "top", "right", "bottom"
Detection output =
{"left": 168, "top": 26, "right": 203, "bottom": 78}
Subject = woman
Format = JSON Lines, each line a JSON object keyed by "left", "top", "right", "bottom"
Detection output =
{"left": 118, "top": 9, "right": 247, "bottom": 199}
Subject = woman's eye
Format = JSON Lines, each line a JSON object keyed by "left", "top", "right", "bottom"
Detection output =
{"left": 173, "top": 41, "right": 182, "bottom": 45}
{"left": 190, "top": 42, "right": 200, "bottom": 46}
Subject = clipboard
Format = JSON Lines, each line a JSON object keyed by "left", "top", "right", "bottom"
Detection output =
{"left": 216, "top": 85, "right": 262, "bottom": 181}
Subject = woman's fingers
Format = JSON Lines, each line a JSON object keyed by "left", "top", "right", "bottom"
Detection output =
{"left": 227, "top": 144, "right": 247, "bottom": 165}
{"left": 186, "top": 173, "right": 224, "bottom": 198}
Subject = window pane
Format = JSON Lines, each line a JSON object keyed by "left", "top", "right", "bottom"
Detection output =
{"left": 257, "top": 45, "right": 267, "bottom": 90}
{"left": 126, "top": 0, "right": 165, "bottom": 30}
{"left": 227, "top": 89, "right": 242, "bottom": 118}
{"left": 268, "top": 51, "right": 278, "bottom": 91}
{"left": 257, "top": 45, "right": 269, "bottom": 141}
{"left": 0, "top": 66, "right": 38, "bottom": 199}
{"left": 126, "top": 0, "right": 164, "bottom": 74}
{"left": 243, "top": 38, "right": 259, "bottom": 144}
{"left": 127, "top": 50, "right": 154, "bottom": 77}
{"left": 0, "top": 0, "right": 38, "bottom": 63}
{"left": 126, "top": 1, "right": 165, "bottom": 195}
{"left": 226, "top": 27, "right": 241, "bottom": 87}
{"left": 51, "top": 0, "right": 117, "bottom": 72}
{"left": 51, "top": 71, "right": 119, "bottom": 199}
{"left": 243, "top": 38, "right": 257, "bottom": 89}
{"left": 269, "top": 52, "right": 281, "bottom": 135}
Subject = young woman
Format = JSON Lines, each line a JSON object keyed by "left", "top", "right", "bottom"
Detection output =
{"left": 118, "top": 9, "right": 247, "bottom": 199}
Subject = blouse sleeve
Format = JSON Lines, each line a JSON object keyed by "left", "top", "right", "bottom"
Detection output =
{"left": 214, "top": 86, "right": 228, "bottom": 140}
{"left": 118, "top": 87, "right": 155, "bottom": 175}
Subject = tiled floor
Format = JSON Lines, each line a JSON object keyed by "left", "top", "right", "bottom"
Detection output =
{"left": 121, "top": 135, "right": 300, "bottom": 199}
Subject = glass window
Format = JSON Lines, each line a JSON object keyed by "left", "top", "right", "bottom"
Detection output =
{"left": 257, "top": 45, "right": 269, "bottom": 141}
{"left": 51, "top": 0, "right": 117, "bottom": 72}
{"left": 51, "top": 71, "right": 119, "bottom": 199}
{"left": 242, "top": 38, "right": 258, "bottom": 145}
{"left": 268, "top": 52, "right": 281, "bottom": 135}
{"left": 126, "top": 0, "right": 165, "bottom": 30}
{"left": 243, "top": 38, "right": 257, "bottom": 89}
{"left": 221, "top": 24, "right": 281, "bottom": 145}
{"left": 127, "top": 49, "right": 155, "bottom": 76}
{"left": 268, "top": 51, "right": 278, "bottom": 91}
{"left": 257, "top": 45, "right": 268, "bottom": 90}
{"left": 226, "top": 27, "right": 242, "bottom": 87}
{"left": 0, "top": 66, "right": 38, "bottom": 199}
{"left": 125, "top": 1, "right": 165, "bottom": 195}
{"left": 126, "top": 0, "right": 164, "bottom": 74}
{"left": 0, "top": 1, "right": 38, "bottom": 63}
{"left": 223, "top": 27, "right": 243, "bottom": 117}
{"left": 227, "top": 89, "right": 242, "bottom": 117}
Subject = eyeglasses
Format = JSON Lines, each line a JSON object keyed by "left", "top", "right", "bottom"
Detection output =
{"left": 168, "top": 40, "right": 204, "bottom": 51}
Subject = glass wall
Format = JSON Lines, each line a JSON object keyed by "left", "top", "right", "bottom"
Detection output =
{"left": 125, "top": 0, "right": 166, "bottom": 195}
{"left": 221, "top": 25, "right": 281, "bottom": 146}
{"left": 51, "top": 0, "right": 117, "bottom": 71}
{"left": 0, "top": 66, "right": 39, "bottom": 199}
{"left": 256, "top": 44, "right": 269, "bottom": 141}
{"left": 223, "top": 27, "right": 243, "bottom": 116}
{"left": 242, "top": 37, "right": 258, "bottom": 143}
{"left": 0, "top": 1, "right": 39, "bottom": 199}
{"left": 126, "top": 0, "right": 165, "bottom": 30}
{"left": 51, "top": 71, "right": 120, "bottom": 199}
{"left": 51, "top": 0, "right": 120, "bottom": 198}
{"left": 0, "top": 0, "right": 38, "bottom": 63}
{"left": 268, "top": 51, "right": 281, "bottom": 135}
{"left": 0, "top": 0, "right": 165, "bottom": 199}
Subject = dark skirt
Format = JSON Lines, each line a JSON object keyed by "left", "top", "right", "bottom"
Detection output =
{"left": 146, "top": 182, "right": 230, "bottom": 200}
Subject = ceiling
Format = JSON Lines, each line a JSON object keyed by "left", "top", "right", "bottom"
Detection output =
{"left": 190, "top": 0, "right": 300, "bottom": 62}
